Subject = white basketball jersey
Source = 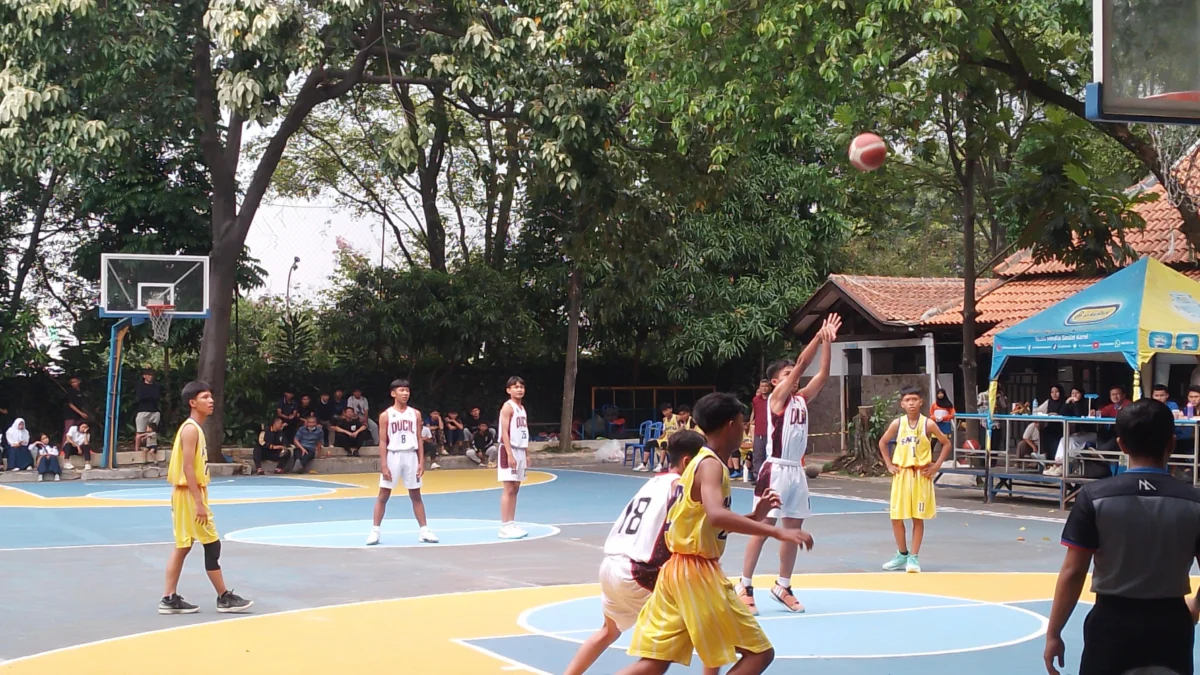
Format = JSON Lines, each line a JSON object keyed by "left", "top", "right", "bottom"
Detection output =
{"left": 604, "top": 473, "right": 679, "bottom": 563}
{"left": 767, "top": 395, "right": 809, "bottom": 465}
{"left": 386, "top": 407, "right": 419, "bottom": 451}
{"left": 506, "top": 400, "right": 529, "bottom": 449}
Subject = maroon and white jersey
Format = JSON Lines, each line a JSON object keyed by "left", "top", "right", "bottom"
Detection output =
{"left": 386, "top": 407, "right": 419, "bottom": 451}
{"left": 768, "top": 394, "right": 809, "bottom": 466}
{"left": 505, "top": 400, "right": 529, "bottom": 450}
{"left": 604, "top": 473, "right": 679, "bottom": 590}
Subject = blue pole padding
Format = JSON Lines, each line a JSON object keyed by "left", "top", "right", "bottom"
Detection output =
{"left": 102, "top": 318, "right": 132, "bottom": 469}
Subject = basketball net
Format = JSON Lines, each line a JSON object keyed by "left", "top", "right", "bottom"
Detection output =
{"left": 145, "top": 303, "right": 175, "bottom": 343}
{"left": 1146, "top": 122, "right": 1200, "bottom": 211}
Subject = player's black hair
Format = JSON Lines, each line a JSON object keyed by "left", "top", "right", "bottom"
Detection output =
{"left": 676, "top": 404, "right": 691, "bottom": 414}
{"left": 899, "top": 385, "right": 922, "bottom": 399}
{"left": 391, "top": 379, "right": 410, "bottom": 391}
{"left": 766, "top": 359, "right": 793, "bottom": 382}
{"left": 692, "top": 393, "right": 743, "bottom": 434}
{"left": 1152, "top": 383, "right": 1170, "bottom": 394}
{"left": 667, "top": 430, "right": 705, "bottom": 466}
{"left": 181, "top": 380, "right": 211, "bottom": 407}
{"left": 660, "top": 401, "right": 674, "bottom": 412}
{"left": 506, "top": 376, "right": 525, "bottom": 387}
{"left": 1116, "top": 398, "right": 1175, "bottom": 459}
{"left": 1191, "top": 385, "right": 1200, "bottom": 396}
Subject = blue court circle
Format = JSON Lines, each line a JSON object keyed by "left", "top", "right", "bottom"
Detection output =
{"left": 87, "top": 485, "right": 334, "bottom": 501}
{"left": 224, "top": 518, "right": 560, "bottom": 548}
{"left": 520, "top": 588, "right": 1048, "bottom": 659}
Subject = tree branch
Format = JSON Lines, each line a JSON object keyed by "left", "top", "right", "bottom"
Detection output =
{"left": 191, "top": 36, "right": 237, "bottom": 223}
{"left": 7, "top": 168, "right": 60, "bottom": 316}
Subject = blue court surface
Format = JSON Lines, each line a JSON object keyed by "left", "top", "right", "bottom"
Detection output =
{"left": 2, "top": 467, "right": 1195, "bottom": 675}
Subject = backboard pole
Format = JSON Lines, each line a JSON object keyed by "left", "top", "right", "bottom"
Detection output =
{"left": 102, "top": 319, "right": 133, "bottom": 470}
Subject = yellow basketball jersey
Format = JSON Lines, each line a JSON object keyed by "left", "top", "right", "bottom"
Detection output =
{"left": 891, "top": 415, "right": 932, "bottom": 467}
{"left": 664, "top": 447, "right": 732, "bottom": 560}
{"left": 167, "top": 418, "right": 209, "bottom": 488}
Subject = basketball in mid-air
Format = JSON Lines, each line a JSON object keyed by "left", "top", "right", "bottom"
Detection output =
{"left": 848, "top": 133, "right": 887, "bottom": 171}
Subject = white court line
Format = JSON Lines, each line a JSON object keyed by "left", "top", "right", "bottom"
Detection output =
{"left": 450, "top": 638, "right": 553, "bottom": 675}
{"left": 0, "top": 541, "right": 172, "bottom": 553}
{"left": 237, "top": 525, "right": 547, "bottom": 542}
{"left": 518, "top": 586, "right": 1051, "bottom": 660}
{"left": 0, "top": 574, "right": 1061, "bottom": 667}
{"left": 548, "top": 468, "right": 1068, "bottom": 522}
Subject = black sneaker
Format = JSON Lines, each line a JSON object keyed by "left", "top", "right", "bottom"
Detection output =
{"left": 158, "top": 594, "right": 199, "bottom": 615}
{"left": 216, "top": 590, "right": 253, "bottom": 613}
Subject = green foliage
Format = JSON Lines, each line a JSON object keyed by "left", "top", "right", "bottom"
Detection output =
{"left": 0, "top": 309, "right": 49, "bottom": 377}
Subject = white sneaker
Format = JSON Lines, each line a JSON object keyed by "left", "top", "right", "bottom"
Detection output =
{"left": 419, "top": 526, "right": 439, "bottom": 543}
{"left": 63, "top": 462, "right": 75, "bottom": 470}
{"left": 37, "top": 474, "right": 44, "bottom": 482}
{"left": 366, "top": 530, "right": 380, "bottom": 546}
{"left": 499, "top": 524, "right": 528, "bottom": 540}
{"left": 430, "top": 462, "right": 441, "bottom": 470}
{"left": 634, "top": 463, "right": 647, "bottom": 472}
{"left": 54, "top": 475, "right": 61, "bottom": 481}
{"left": 84, "top": 463, "right": 92, "bottom": 471}
{"left": 1043, "top": 464, "right": 1063, "bottom": 477}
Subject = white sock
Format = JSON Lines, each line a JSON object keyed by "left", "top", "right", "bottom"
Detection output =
{"left": 777, "top": 577, "right": 791, "bottom": 589}
{"left": 741, "top": 576, "right": 753, "bottom": 589}
{"left": 371, "top": 526, "right": 380, "bottom": 533}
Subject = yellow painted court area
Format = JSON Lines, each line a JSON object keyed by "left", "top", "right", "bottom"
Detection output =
{"left": 0, "top": 573, "right": 1084, "bottom": 674}
{"left": 0, "top": 470, "right": 554, "bottom": 508}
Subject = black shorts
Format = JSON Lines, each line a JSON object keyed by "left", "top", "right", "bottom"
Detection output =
{"left": 1081, "top": 595, "right": 1194, "bottom": 675}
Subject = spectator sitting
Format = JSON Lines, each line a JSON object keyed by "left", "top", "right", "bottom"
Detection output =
{"left": 466, "top": 406, "right": 486, "bottom": 435}
{"left": 347, "top": 388, "right": 377, "bottom": 444}
{"left": 291, "top": 414, "right": 324, "bottom": 474}
{"left": 428, "top": 410, "right": 447, "bottom": 456}
{"left": 315, "top": 392, "right": 336, "bottom": 444}
{"left": 466, "top": 422, "right": 499, "bottom": 468}
{"left": 1017, "top": 421, "right": 1041, "bottom": 458}
{"left": 298, "top": 394, "right": 315, "bottom": 424}
{"left": 331, "top": 406, "right": 367, "bottom": 456}
{"left": 444, "top": 410, "right": 465, "bottom": 451}
{"left": 332, "top": 388, "right": 347, "bottom": 416}
{"left": 423, "top": 424, "right": 440, "bottom": 471}
{"left": 277, "top": 390, "right": 300, "bottom": 442}
{"left": 5, "top": 418, "right": 33, "bottom": 472}
{"left": 33, "top": 434, "right": 61, "bottom": 481}
{"left": 62, "top": 376, "right": 90, "bottom": 445}
{"left": 62, "top": 421, "right": 93, "bottom": 471}
{"left": 254, "top": 418, "right": 293, "bottom": 475}
{"left": 135, "top": 423, "right": 159, "bottom": 465}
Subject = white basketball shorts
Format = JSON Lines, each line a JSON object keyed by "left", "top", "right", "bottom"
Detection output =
{"left": 498, "top": 447, "right": 528, "bottom": 483}
{"left": 753, "top": 460, "right": 811, "bottom": 519}
{"left": 380, "top": 450, "right": 421, "bottom": 491}
{"left": 598, "top": 555, "right": 652, "bottom": 631}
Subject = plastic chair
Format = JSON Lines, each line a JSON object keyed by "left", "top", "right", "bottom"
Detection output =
{"left": 624, "top": 422, "right": 665, "bottom": 467}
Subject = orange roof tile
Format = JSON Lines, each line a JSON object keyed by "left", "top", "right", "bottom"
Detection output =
{"left": 997, "top": 177, "right": 1200, "bottom": 277}
{"left": 827, "top": 275, "right": 989, "bottom": 325}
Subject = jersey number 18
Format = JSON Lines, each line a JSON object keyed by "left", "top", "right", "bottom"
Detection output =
{"left": 619, "top": 497, "right": 651, "bottom": 535}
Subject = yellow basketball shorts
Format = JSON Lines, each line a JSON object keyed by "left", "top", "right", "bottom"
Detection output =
{"left": 889, "top": 466, "right": 935, "bottom": 520}
{"left": 627, "top": 554, "right": 772, "bottom": 667}
{"left": 171, "top": 487, "right": 219, "bottom": 548}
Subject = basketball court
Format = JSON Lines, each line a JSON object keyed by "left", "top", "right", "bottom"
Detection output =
{"left": 2, "top": 467, "right": 1189, "bottom": 674}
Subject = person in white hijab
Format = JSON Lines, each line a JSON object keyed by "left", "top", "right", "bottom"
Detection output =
{"left": 5, "top": 418, "right": 34, "bottom": 471}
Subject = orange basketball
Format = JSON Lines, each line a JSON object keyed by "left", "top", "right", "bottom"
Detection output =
{"left": 848, "top": 133, "right": 887, "bottom": 171}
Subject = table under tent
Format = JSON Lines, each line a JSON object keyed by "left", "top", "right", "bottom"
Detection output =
{"left": 938, "top": 257, "right": 1200, "bottom": 508}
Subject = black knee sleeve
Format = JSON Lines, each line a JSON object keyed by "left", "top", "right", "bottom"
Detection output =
{"left": 203, "top": 540, "right": 221, "bottom": 571}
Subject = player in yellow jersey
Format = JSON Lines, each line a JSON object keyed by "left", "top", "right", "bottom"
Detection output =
{"left": 619, "top": 392, "right": 813, "bottom": 675}
{"left": 877, "top": 385, "right": 951, "bottom": 574}
{"left": 158, "top": 381, "right": 253, "bottom": 615}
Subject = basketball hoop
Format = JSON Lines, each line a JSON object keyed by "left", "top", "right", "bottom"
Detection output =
{"left": 1143, "top": 92, "right": 1200, "bottom": 211}
{"left": 145, "top": 303, "right": 175, "bottom": 343}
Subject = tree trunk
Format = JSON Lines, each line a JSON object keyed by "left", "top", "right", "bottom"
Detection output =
{"left": 961, "top": 155, "right": 980, "bottom": 416}
{"left": 7, "top": 168, "right": 60, "bottom": 316}
{"left": 559, "top": 266, "right": 583, "bottom": 451}
{"left": 198, "top": 236, "right": 240, "bottom": 462}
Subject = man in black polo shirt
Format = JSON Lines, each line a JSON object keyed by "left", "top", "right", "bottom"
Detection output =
{"left": 1045, "top": 398, "right": 1200, "bottom": 675}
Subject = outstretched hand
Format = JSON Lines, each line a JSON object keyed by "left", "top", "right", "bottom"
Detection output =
{"left": 819, "top": 313, "right": 843, "bottom": 342}
{"left": 778, "top": 527, "right": 814, "bottom": 551}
